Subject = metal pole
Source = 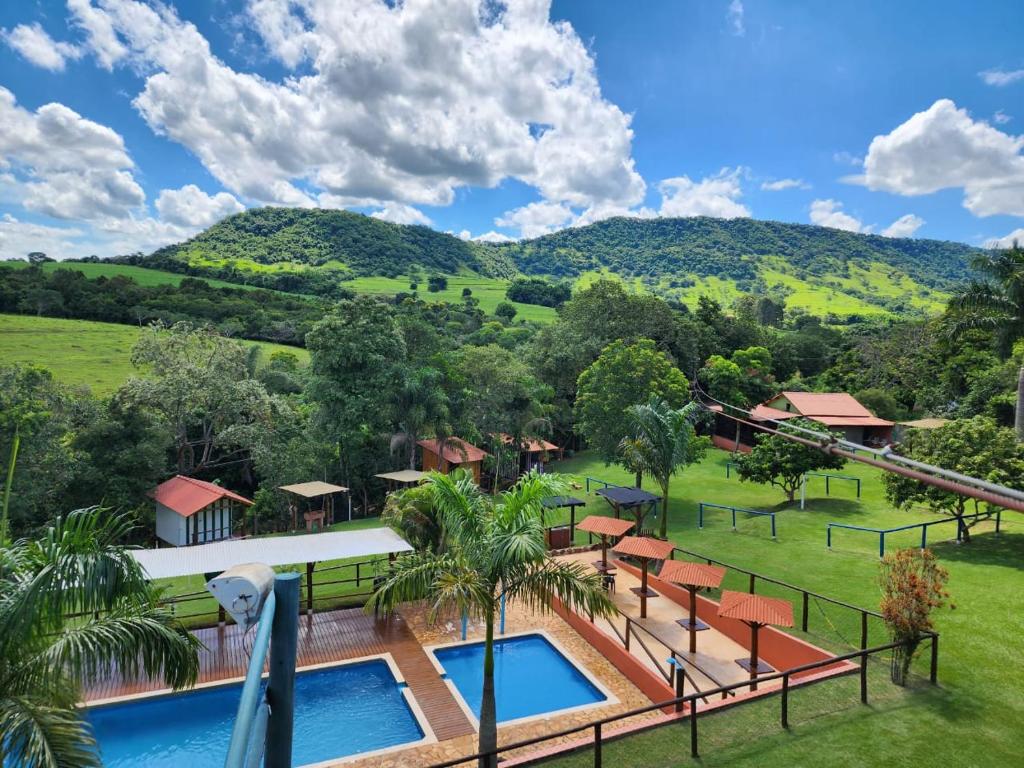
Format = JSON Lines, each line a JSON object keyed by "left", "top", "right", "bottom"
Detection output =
{"left": 690, "top": 697, "right": 698, "bottom": 758}
{"left": 461, "top": 612, "right": 468, "bottom": 640}
{"left": 800, "top": 474, "right": 806, "bottom": 509}
{"left": 930, "top": 634, "right": 939, "bottom": 684}
{"left": 801, "top": 591, "right": 809, "bottom": 633}
{"left": 500, "top": 593, "right": 506, "bottom": 635}
{"left": 770, "top": 513, "right": 777, "bottom": 539}
{"left": 827, "top": 525, "right": 832, "bottom": 549}
{"left": 860, "top": 650, "right": 868, "bottom": 704}
{"left": 860, "top": 611, "right": 868, "bottom": 650}
{"left": 731, "top": 507, "right": 737, "bottom": 531}
{"left": 781, "top": 673, "right": 790, "bottom": 728}
{"left": 594, "top": 723, "right": 602, "bottom": 768}
{"left": 698, "top": 503, "right": 704, "bottom": 529}
{"left": 305, "top": 562, "right": 314, "bottom": 614}
{"left": 879, "top": 532, "right": 885, "bottom": 559}
{"left": 265, "top": 573, "right": 300, "bottom": 768}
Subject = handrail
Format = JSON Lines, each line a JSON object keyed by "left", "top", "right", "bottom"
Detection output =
{"left": 585, "top": 476, "right": 626, "bottom": 492}
{"left": 225, "top": 590, "right": 276, "bottom": 767}
{"left": 698, "top": 502, "right": 777, "bottom": 539}
{"left": 425, "top": 634, "right": 937, "bottom": 768}
{"left": 625, "top": 619, "right": 672, "bottom": 684}
{"left": 827, "top": 510, "right": 1001, "bottom": 557}
{"left": 804, "top": 471, "right": 861, "bottom": 498}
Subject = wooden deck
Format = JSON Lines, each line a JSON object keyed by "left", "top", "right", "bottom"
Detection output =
{"left": 85, "top": 607, "right": 475, "bottom": 742}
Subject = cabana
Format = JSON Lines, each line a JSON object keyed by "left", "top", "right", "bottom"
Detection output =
{"left": 717, "top": 590, "right": 794, "bottom": 690}
{"left": 658, "top": 560, "right": 726, "bottom": 653}
{"left": 375, "top": 469, "right": 427, "bottom": 493}
{"left": 498, "top": 433, "right": 563, "bottom": 475}
{"left": 596, "top": 486, "right": 661, "bottom": 532}
{"left": 151, "top": 475, "right": 253, "bottom": 547}
{"left": 575, "top": 515, "right": 634, "bottom": 572}
{"left": 132, "top": 527, "right": 414, "bottom": 616}
{"left": 279, "top": 481, "right": 350, "bottom": 530}
{"left": 612, "top": 536, "right": 675, "bottom": 618}
{"left": 540, "top": 495, "right": 587, "bottom": 549}
{"left": 418, "top": 437, "right": 488, "bottom": 483}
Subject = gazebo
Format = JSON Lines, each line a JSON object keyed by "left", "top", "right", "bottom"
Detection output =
{"left": 658, "top": 560, "right": 727, "bottom": 653}
{"left": 375, "top": 469, "right": 427, "bottom": 493}
{"left": 596, "top": 486, "right": 661, "bottom": 532}
{"left": 541, "top": 495, "right": 587, "bottom": 549}
{"left": 575, "top": 515, "right": 634, "bottom": 573}
{"left": 717, "top": 590, "right": 794, "bottom": 690}
{"left": 612, "top": 535, "right": 675, "bottom": 619}
{"left": 279, "top": 481, "right": 350, "bottom": 530}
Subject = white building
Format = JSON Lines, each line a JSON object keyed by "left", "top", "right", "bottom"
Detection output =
{"left": 151, "top": 475, "right": 253, "bottom": 547}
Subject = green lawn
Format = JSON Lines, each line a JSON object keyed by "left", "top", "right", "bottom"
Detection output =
{"left": 0, "top": 314, "right": 309, "bottom": 394}
{"left": 535, "top": 449, "right": 1021, "bottom": 768}
{"left": 0, "top": 260, "right": 260, "bottom": 290}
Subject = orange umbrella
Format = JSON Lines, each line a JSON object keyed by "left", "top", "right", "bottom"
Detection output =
{"left": 612, "top": 536, "right": 675, "bottom": 618}
{"left": 575, "top": 515, "right": 635, "bottom": 572}
{"left": 658, "top": 560, "right": 726, "bottom": 653}
{"left": 717, "top": 590, "right": 794, "bottom": 690}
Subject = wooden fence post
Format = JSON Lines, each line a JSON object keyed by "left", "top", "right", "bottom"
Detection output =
{"left": 781, "top": 673, "right": 790, "bottom": 728}
{"left": 594, "top": 723, "right": 602, "bottom": 768}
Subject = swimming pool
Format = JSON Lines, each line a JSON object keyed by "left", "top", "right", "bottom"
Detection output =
{"left": 87, "top": 656, "right": 429, "bottom": 767}
{"left": 430, "top": 632, "right": 612, "bottom": 725}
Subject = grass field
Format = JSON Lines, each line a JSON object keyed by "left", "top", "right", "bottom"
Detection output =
{"left": 0, "top": 314, "right": 309, "bottom": 394}
{"left": 530, "top": 449, "right": 1022, "bottom": 768}
{"left": 0, "top": 260, "right": 259, "bottom": 290}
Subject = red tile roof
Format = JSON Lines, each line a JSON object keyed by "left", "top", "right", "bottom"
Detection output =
{"left": 750, "top": 403, "right": 798, "bottom": 422}
{"left": 612, "top": 535, "right": 675, "bottom": 561}
{"left": 813, "top": 415, "right": 895, "bottom": 427}
{"left": 575, "top": 515, "right": 635, "bottom": 537}
{"left": 779, "top": 392, "right": 873, "bottom": 418}
{"left": 658, "top": 560, "right": 726, "bottom": 589}
{"left": 417, "top": 437, "right": 488, "bottom": 464}
{"left": 150, "top": 475, "right": 253, "bottom": 518}
{"left": 717, "top": 590, "right": 794, "bottom": 627}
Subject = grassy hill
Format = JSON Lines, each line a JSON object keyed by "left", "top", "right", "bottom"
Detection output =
{"left": 129, "top": 208, "right": 978, "bottom": 318}
{"left": 0, "top": 314, "right": 309, "bottom": 394}
{"left": 1, "top": 260, "right": 260, "bottom": 290}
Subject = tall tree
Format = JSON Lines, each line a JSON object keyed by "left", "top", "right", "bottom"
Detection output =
{"left": 946, "top": 241, "right": 1024, "bottom": 440}
{"left": 392, "top": 366, "right": 451, "bottom": 469}
{"left": 884, "top": 417, "right": 1024, "bottom": 542}
{"left": 575, "top": 339, "right": 690, "bottom": 464}
{"left": 619, "top": 398, "right": 709, "bottom": 538}
{"left": 370, "top": 471, "right": 614, "bottom": 768}
{"left": 0, "top": 508, "right": 200, "bottom": 767}
{"left": 698, "top": 346, "right": 776, "bottom": 450}
{"left": 733, "top": 418, "right": 846, "bottom": 501}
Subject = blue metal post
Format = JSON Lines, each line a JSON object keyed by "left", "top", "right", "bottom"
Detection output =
{"left": 500, "top": 593, "right": 506, "bottom": 635}
{"left": 224, "top": 591, "right": 276, "bottom": 768}
{"left": 265, "top": 572, "right": 300, "bottom": 768}
{"left": 698, "top": 503, "right": 704, "bottom": 529}
{"left": 731, "top": 507, "right": 737, "bottom": 531}
{"left": 770, "top": 513, "right": 777, "bottom": 539}
{"left": 461, "top": 612, "right": 468, "bottom": 640}
{"left": 879, "top": 532, "right": 885, "bottom": 559}
{"left": 827, "top": 525, "right": 832, "bottom": 549}
{"left": 996, "top": 511, "right": 1002, "bottom": 533}
{"left": 921, "top": 525, "right": 927, "bottom": 550}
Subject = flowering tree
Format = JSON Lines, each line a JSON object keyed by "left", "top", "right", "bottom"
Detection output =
{"left": 878, "top": 549, "right": 951, "bottom": 685}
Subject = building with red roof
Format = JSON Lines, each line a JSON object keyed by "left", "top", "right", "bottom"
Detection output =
{"left": 417, "top": 437, "right": 488, "bottom": 483}
{"left": 150, "top": 475, "right": 253, "bottom": 547}
{"left": 711, "top": 391, "right": 893, "bottom": 451}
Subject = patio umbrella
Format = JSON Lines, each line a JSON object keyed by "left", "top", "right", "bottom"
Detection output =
{"left": 717, "top": 590, "right": 794, "bottom": 690}
{"left": 575, "top": 515, "right": 635, "bottom": 573}
{"left": 612, "top": 536, "right": 675, "bottom": 619}
{"left": 657, "top": 560, "right": 727, "bottom": 654}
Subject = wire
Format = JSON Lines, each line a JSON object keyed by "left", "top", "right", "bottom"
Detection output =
{"left": 692, "top": 381, "right": 1024, "bottom": 513}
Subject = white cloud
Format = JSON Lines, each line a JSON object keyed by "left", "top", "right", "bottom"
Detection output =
{"left": 156, "top": 185, "right": 245, "bottom": 228}
{"left": 809, "top": 199, "right": 869, "bottom": 233}
{"left": 0, "top": 87, "right": 144, "bottom": 221}
{"left": 833, "top": 151, "right": 863, "bottom": 166}
{"left": 979, "top": 68, "right": 1024, "bottom": 87}
{"left": 984, "top": 228, "right": 1024, "bottom": 249}
{"left": 2, "top": 23, "right": 81, "bottom": 71}
{"left": 881, "top": 213, "right": 925, "bottom": 238}
{"left": 727, "top": 1, "right": 745, "bottom": 37}
{"left": 369, "top": 203, "right": 432, "bottom": 226}
{"left": 0, "top": 214, "right": 86, "bottom": 260}
{"left": 658, "top": 167, "right": 751, "bottom": 218}
{"left": 67, "top": 0, "right": 644, "bottom": 219}
{"left": 761, "top": 178, "right": 809, "bottom": 191}
{"left": 859, "top": 99, "right": 1024, "bottom": 217}
{"left": 993, "top": 110, "right": 1012, "bottom": 125}
{"left": 474, "top": 230, "right": 513, "bottom": 243}
{"left": 496, "top": 201, "right": 574, "bottom": 239}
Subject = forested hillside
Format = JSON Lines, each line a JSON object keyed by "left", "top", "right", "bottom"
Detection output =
{"left": 494, "top": 216, "right": 980, "bottom": 290}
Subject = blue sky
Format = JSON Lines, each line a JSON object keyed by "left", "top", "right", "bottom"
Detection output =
{"left": 0, "top": 1, "right": 1022, "bottom": 260}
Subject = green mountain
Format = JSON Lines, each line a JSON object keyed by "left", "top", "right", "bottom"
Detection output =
{"left": 137, "top": 207, "right": 982, "bottom": 316}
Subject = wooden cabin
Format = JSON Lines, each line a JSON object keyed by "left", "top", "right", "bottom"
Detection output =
{"left": 417, "top": 437, "right": 488, "bottom": 483}
{"left": 151, "top": 475, "right": 253, "bottom": 547}
{"left": 712, "top": 391, "right": 894, "bottom": 450}
{"left": 495, "top": 433, "right": 562, "bottom": 483}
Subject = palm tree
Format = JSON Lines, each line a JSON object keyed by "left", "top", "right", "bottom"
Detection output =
{"left": 0, "top": 507, "right": 201, "bottom": 767}
{"left": 370, "top": 471, "right": 614, "bottom": 768}
{"left": 391, "top": 366, "right": 451, "bottom": 469}
{"left": 619, "top": 398, "right": 709, "bottom": 539}
{"left": 946, "top": 241, "right": 1024, "bottom": 440}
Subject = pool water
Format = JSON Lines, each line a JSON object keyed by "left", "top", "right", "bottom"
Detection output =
{"left": 432, "top": 634, "right": 607, "bottom": 723}
{"left": 88, "top": 659, "right": 424, "bottom": 767}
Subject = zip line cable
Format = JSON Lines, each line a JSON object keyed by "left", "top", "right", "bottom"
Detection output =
{"left": 692, "top": 382, "right": 1024, "bottom": 513}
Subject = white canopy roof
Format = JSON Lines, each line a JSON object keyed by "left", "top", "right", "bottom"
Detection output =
{"left": 374, "top": 469, "right": 427, "bottom": 484}
{"left": 278, "top": 481, "right": 349, "bottom": 497}
{"left": 133, "top": 527, "right": 413, "bottom": 580}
